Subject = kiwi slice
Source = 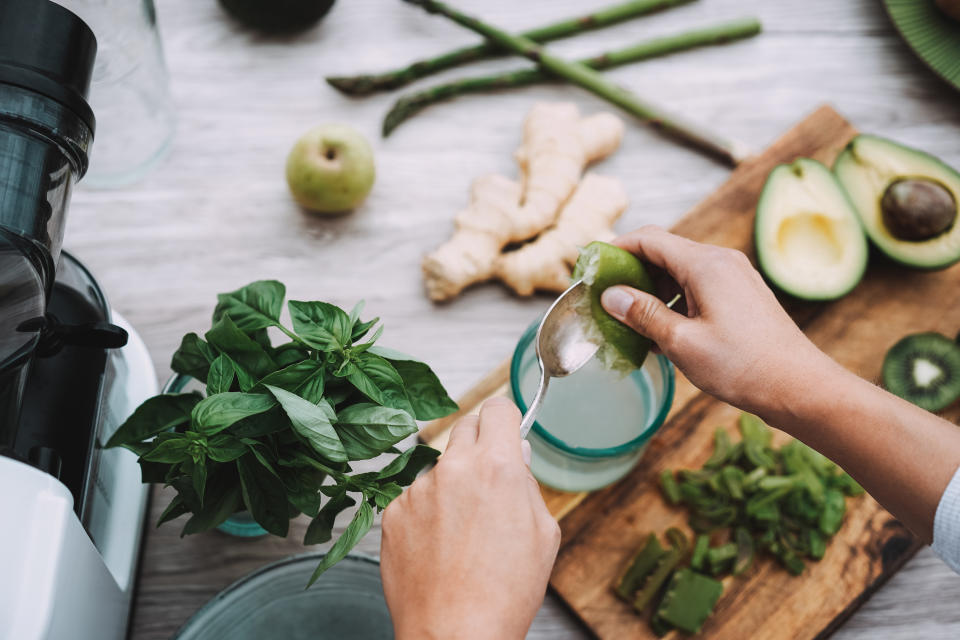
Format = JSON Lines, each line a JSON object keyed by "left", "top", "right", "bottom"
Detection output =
{"left": 572, "top": 241, "right": 655, "bottom": 371}
{"left": 882, "top": 332, "right": 960, "bottom": 411}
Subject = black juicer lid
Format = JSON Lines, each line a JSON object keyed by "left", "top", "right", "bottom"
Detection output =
{"left": 0, "top": 0, "right": 97, "bottom": 134}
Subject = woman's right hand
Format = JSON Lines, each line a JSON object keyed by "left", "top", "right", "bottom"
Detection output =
{"left": 599, "top": 226, "right": 839, "bottom": 417}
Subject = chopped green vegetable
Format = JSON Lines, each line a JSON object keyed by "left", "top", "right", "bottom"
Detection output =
{"left": 615, "top": 533, "right": 665, "bottom": 601}
{"left": 690, "top": 534, "right": 710, "bottom": 572}
{"left": 660, "top": 469, "right": 681, "bottom": 505}
{"left": 655, "top": 568, "right": 724, "bottom": 634}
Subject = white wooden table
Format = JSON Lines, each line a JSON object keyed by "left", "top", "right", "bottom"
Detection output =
{"left": 65, "top": 0, "right": 960, "bottom": 637}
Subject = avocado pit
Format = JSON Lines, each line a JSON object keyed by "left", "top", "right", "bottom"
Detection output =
{"left": 880, "top": 177, "right": 956, "bottom": 242}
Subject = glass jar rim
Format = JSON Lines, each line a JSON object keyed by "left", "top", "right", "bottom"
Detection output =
{"left": 510, "top": 318, "right": 675, "bottom": 459}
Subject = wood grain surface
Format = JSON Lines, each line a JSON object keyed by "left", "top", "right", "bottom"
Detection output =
{"left": 59, "top": 0, "right": 960, "bottom": 637}
{"left": 421, "top": 106, "right": 960, "bottom": 639}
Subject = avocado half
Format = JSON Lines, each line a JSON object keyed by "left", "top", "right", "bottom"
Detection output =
{"left": 834, "top": 135, "right": 960, "bottom": 269}
{"left": 755, "top": 158, "right": 868, "bottom": 300}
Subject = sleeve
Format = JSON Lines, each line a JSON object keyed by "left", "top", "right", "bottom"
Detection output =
{"left": 932, "top": 463, "right": 960, "bottom": 574}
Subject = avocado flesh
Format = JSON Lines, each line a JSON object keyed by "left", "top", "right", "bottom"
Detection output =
{"left": 755, "top": 158, "right": 868, "bottom": 300}
{"left": 834, "top": 135, "right": 960, "bottom": 269}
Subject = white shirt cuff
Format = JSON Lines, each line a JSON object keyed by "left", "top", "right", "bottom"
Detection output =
{"left": 932, "top": 463, "right": 960, "bottom": 574}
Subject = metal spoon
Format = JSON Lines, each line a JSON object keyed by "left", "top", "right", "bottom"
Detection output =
{"left": 519, "top": 280, "right": 599, "bottom": 439}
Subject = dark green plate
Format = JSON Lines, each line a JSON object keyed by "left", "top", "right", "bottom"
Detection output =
{"left": 884, "top": 0, "right": 960, "bottom": 91}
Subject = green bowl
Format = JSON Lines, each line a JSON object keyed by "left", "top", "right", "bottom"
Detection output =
{"left": 884, "top": 0, "right": 960, "bottom": 91}
{"left": 173, "top": 553, "right": 393, "bottom": 639}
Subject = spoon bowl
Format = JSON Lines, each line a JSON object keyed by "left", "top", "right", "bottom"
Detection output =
{"left": 519, "top": 280, "right": 599, "bottom": 438}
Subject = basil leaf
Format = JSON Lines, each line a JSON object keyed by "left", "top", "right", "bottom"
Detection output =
{"left": 140, "top": 460, "right": 171, "bottom": 484}
{"left": 280, "top": 466, "right": 325, "bottom": 518}
{"left": 334, "top": 403, "right": 418, "bottom": 460}
{"left": 242, "top": 437, "right": 280, "bottom": 475}
{"left": 346, "top": 353, "right": 413, "bottom": 414}
{"left": 142, "top": 437, "right": 192, "bottom": 464}
{"left": 288, "top": 300, "right": 352, "bottom": 350}
{"left": 191, "top": 392, "right": 276, "bottom": 434}
{"left": 182, "top": 467, "right": 243, "bottom": 535}
{"left": 307, "top": 501, "right": 374, "bottom": 586}
{"left": 237, "top": 453, "right": 289, "bottom": 537}
{"left": 105, "top": 393, "right": 201, "bottom": 448}
{"left": 206, "top": 433, "right": 248, "bottom": 462}
{"left": 229, "top": 406, "right": 289, "bottom": 438}
{"left": 192, "top": 456, "right": 208, "bottom": 501}
{"left": 351, "top": 318, "right": 380, "bottom": 342}
{"left": 221, "top": 354, "right": 258, "bottom": 392}
{"left": 206, "top": 355, "right": 234, "bottom": 395}
{"left": 157, "top": 495, "right": 189, "bottom": 526}
{"left": 213, "top": 280, "right": 285, "bottom": 333}
{"left": 255, "top": 360, "right": 325, "bottom": 404}
{"left": 377, "top": 444, "right": 440, "bottom": 486}
{"left": 171, "top": 333, "right": 216, "bottom": 381}
{"left": 266, "top": 385, "right": 346, "bottom": 462}
{"left": 371, "top": 351, "right": 457, "bottom": 420}
{"left": 272, "top": 341, "right": 310, "bottom": 368}
{"left": 206, "top": 315, "right": 277, "bottom": 378}
{"left": 372, "top": 482, "right": 403, "bottom": 510}
{"left": 304, "top": 490, "right": 356, "bottom": 545}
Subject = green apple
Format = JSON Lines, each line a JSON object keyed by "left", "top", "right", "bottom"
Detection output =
{"left": 285, "top": 124, "right": 375, "bottom": 215}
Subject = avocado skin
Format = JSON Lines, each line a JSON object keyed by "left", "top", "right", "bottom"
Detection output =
{"left": 220, "top": 0, "right": 335, "bottom": 32}
{"left": 834, "top": 134, "right": 960, "bottom": 271}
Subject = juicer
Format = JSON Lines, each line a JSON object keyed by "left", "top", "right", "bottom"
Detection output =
{"left": 0, "top": 1, "right": 157, "bottom": 638}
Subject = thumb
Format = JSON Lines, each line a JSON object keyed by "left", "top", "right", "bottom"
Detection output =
{"left": 601, "top": 285, "right": 686, "bottom": 347}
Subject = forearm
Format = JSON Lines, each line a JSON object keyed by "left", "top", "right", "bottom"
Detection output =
{"left": 760, "top": 357, "right": 960, "bottom": 542}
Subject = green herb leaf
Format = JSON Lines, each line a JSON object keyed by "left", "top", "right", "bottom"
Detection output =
{"left": 237, "top": 453, "right": 289, "bottom": 537}
{"left": 141, "top": 436, "right": 192, "bottom": 464}
{"left": 182, "top": 466, "right": 244, "bottom": 535}
{"left": 272, "top": 342, "right": 310, "bottom": 368}
{"left": 105, "top": 393, "right": 201, "bottom": 448}
{"left": 157, "top": 495, "right": 189, "bottom": 526}
{"left": 171, "top": 333, "right": 217, "bottom": 381}
{"left": 193, "top": 456, "right": 208, "bottom": 501}
{"left": 289, "top": 300, "right": 352, "bottom": 350}
{"left": 191, "top": 392, "right": 276, "bottom": 434}
{"left": 256, "top": 360, "right": 325, "bottom": 404}
{"left": 346, "top": 353, "right": 413, "bottom": 414}
{"left": 307, "top": 501, "right": 374, "bottom": 586}
{"left": 206, "top": 355, "right": 235, "bottom": 395}
{"left": 266, "top": 385, "right": 347, "bottom": 462}
{"left": 372, "top": 482, "right": 403, "bottom": 510}
{"left": 376, "top": 444, "right": 440, "bottom": 485}
{"left": 304, "top": 490, "right": 356, "bottom": 545}
{"left": 206, "top": 433, "right": 248, "bottom": 462}
{"left": 213, "top": 280, "right": 285, "bottom": 333}
{"left": 280, "top": 466, "right": 325, "bottom": 518}
{"left": 371, "top": 347, "right": 458, "bottom": 420}
{"left": 334, "top": 403, "right": 418, "bottom": 460}
{"left": 206, "top": 315, "right": 278, "bottom": 378}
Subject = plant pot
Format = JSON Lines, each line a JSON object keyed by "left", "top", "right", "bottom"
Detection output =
{"left": 217, "top": 511, "right": 269, "bottom": 538}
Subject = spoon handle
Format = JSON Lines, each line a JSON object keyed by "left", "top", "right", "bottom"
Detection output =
{"left": 519, "top": 373, "right": 549, "bottom": 440}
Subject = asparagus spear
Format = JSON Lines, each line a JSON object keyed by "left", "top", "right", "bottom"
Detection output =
{"left": 401, "top": 0, "right": 752, "bottom": 166}
{"left": 326, "top": 0, "right": 697, "bottom": 96}
{"left": 383, "top": 18, "right": 761, "bottom": 136}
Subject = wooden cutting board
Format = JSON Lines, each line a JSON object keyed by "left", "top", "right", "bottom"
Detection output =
{"left": 420, "top": 105, "right": 960, "bottom": 639}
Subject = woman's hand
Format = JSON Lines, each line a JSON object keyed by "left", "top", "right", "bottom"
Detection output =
{"left": 380, "top": 397, "right": 560, "bottom": 640}
{"left": 599, "top": 226, "right": 838, "bottom": 417}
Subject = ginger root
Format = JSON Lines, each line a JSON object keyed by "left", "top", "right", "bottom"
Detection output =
{"left": 422, "top": 102, "right": 624, "bottom": 301}
{"left": 495, "top": 173, "right": 628, "bottom": 296}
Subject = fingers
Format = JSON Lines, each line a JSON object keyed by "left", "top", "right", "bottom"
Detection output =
{"left": 601, "top": 285, "right": 690, "bottom": 352}
{"left": 476, "top": 397, "right": 523, "bottom": 455}
{"left": 612, "top": 226, "right": 701, "bottom": 286}
{"left": 444, "top": 414, "right": 479, "bottom": 458}
{"left": 520, "top": 439, "right": 532, "bottom": 466}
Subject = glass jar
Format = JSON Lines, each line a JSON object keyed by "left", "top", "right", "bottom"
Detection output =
{"left": 511, "top": 319, "right": 674, "bottom": 492}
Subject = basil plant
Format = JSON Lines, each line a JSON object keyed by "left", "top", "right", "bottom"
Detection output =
{"left": 105, "top": 280, "right": 456, "bottom": 585}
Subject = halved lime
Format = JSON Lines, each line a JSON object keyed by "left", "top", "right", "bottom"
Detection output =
{"left": 573, "top": 241, "right": 655, "bottom": 371}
